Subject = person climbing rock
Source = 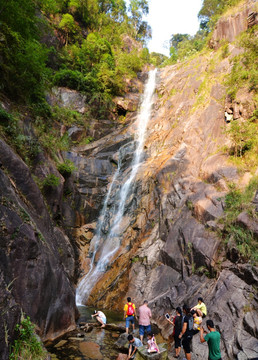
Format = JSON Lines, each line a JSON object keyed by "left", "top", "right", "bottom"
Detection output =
{"left": 191, "top": 297, "right": 207, "bottom": 318}
{"left": 166, "top": 307, "right": 183, "bottom": 358}
{"left": 191, "top": 310, "right": 202, "bottom": 335}
{"left": 127, "top": 334, "right": 142, "bottom": 359}
{"left": 138, "top": 300, "right": 152, "bottom": 343}
{"left": 179, "top": 304, "right": 194, "bottom": 360}
{"left": 91, "top": 310, "right": 106, "bottom": 328}
{"left": 124, "top": 297, "right": 137, "bottom": 334}
{"left": 200, "top": 319, "right": 222, "bottom": 360}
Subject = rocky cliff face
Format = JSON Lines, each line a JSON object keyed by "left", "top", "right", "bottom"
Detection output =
{"left": 73, "top": 9, "right": 258, "bottom": 360}
{"left": 0, "top": 2, "right": 257, "bottom": 360}
{"left": 0, "top": 138, "right": 78, "bottom": 358}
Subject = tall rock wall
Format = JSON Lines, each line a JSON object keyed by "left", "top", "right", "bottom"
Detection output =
{"left": 74, "top": 37, "right": 257, "bottom": 360}
{"left": 0, "top": 139, "right": 77, "bottom": 358}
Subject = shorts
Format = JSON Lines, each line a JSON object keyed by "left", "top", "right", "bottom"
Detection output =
{"left": 182, "top": 335, "right": 192, "bottom": 354}
{"left": 99, "top": 315, "right": 106, "bottom": 324}
{"left": 174, "top": 335, "right": 181, "bottom": 349}
{"left": 139, "top": 324, "right": 151, "bottom": 336}
{"left": 126, "top": 315, "right": 135, "bottom": 328}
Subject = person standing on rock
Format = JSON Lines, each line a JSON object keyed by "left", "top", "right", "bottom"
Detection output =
{"left": 124, "top": 297, "right": 137, "bottom": 334}
{"left": 166, "top": 307, "right": 183, "bottom": 358}
{"left": 179, "top": 304, "right": 194, "bottom": 360}
{"left": 91, "top": 310, "right": 106, "bottom": 328}
{"left": 138, "top": 300, "right": 152, "bottom": 343}
{"left": 200, "top": 320, "right": 222, "bottom": 360}
{"left": 127, "top": 334, "right": 143, "bottom": 359}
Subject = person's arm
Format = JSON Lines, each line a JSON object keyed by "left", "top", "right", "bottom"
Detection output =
{"left": 91, "top": 312, "right": 97, "bottom": 318}
{"left": 134, "top": 305, "right": 137, "bottom": 319}
{"left": 200, "top": 327, "right": 207, "bottom": 343}
{"left": 179, "top": 322, "right": 187, "bottom": 338}
{"left": 127, "top": 344, "right": 132, "bottom": 359}
{"left": 166, "top": 317, "right": 174, "bottom": 325}
{"left": 131, "top": 346, "right": 138, "bottom": 357}
{"left": 154, "top": 339, "right": 160, "bottom": 353}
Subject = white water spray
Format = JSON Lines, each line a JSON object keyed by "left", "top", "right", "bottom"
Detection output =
{"left": 76, "top": 69, "right": 157, "bottom": 305}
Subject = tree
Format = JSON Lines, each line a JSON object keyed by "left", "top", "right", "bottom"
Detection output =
{"left": 58, "top": 13, "right": 77, "bottom": 45}
{"left": 129, "top": 0, "right": 149, "bottom": 39}
{"left": 170, "top": 33, "right": 190, "bottom": 51}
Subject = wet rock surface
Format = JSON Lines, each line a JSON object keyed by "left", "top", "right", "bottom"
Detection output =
{"left": 0, "top": 139, "right": 77, "bottom": 356}
{"left": 73, "top": 36, "right": 258, "bottom": 360}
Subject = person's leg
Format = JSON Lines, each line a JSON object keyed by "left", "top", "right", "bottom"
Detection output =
{"left": 125, "top": 317, "right": 130, "bottom": 334}
{"left": 196, "top": 309, "right": 203, "bottom": 317}
{"left": 139, "top": 325, "right": 144, "bottom": 343}
{"left": 131, "top": 316, "right": 135, "bottom": 333}
{"left": 185, "top": 338, "right": 191, "bottom": 360}
{"left": 96, "top": 316, "right": 104, "bottom": 327}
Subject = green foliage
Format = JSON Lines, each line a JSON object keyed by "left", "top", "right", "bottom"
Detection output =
{"left": 57, "top": 159, "right": 77, "bottom": 177}
{"left": 220, "top": 177, "right": 258, "bottom": 264}
{"left": 0, "top": 23, "right": 49, "bottom": 102}
{"left": 198, "top": 0, "right": 242, "bottom": 32}
{"left": 225, "top": 116, "right": 258, "bottom": 161}
{"left": 149, "top": 52, "right": 168, "bottom": 67}
{"left": 0, "top": 107, "right": 41, "bottom": 164}
{"left": 42, "top": 174, "right": 60, "bottom": 190}
{"left": 9, "top": 315, "right": 47, "bottom": 360}
{"left": 226, "top": 26, "right": 258, "bottom": 99}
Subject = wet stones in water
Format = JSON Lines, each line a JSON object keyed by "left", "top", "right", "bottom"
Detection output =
{"left": 116, "top": 354, "right": 128, "bottom": 360}
{"left": 80, "top": 323, "right": 94, "bottom": 332}
{"left": 79, "top": 341, "right": 103, "bottom": 359}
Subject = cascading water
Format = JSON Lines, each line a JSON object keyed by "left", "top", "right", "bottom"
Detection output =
{"left": 76, "top": 69, "right": 157, "bottom": 305}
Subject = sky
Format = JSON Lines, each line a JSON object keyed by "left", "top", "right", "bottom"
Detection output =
{"left": 145, "top": 0, "right": 203, "bottom": 56}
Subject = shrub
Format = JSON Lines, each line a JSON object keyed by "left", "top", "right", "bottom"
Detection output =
{"left": 53, "top": 69, "right": 86, "bottom": 91}
{"left": 57, "top": 159, "right": 76, "bottom": 177}
{"left": 9, "top": 315, "right": 47, "bottom": 360}
{"left": 42, "top": 173, "right": 60, "bottom": 190}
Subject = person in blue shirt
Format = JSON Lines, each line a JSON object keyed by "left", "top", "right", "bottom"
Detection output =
{"left": 127, "top": 334, "right": 143, "bottom": 359}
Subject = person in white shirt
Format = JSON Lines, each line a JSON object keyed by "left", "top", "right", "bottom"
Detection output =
{"left": 91, "top": 310, "right": 106, "bottom": 328}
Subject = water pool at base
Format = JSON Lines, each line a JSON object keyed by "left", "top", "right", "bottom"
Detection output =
{"left": 46, "top": 306, "right": 126, "bottom": 360}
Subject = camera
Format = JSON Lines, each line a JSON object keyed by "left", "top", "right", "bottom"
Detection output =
{"left": 165, "top": 313, "right": 170, "bottom": 319}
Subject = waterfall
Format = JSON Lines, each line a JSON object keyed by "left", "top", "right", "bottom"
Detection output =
{"left": 76, "top": 69, "right": 157, "bottom": 305}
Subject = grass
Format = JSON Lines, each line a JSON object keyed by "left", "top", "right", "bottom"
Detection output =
{"left": 9, "top": 315, "right": 48, "bottom": 360}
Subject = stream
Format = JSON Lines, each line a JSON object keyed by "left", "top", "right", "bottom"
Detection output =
{"left": 46, "top": 306, "right": 166, "bottom": 360}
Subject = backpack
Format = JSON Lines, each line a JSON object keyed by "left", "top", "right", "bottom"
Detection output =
{"left": 188, "top": 315, "right": 193, "bottom": 331}
{"left": 127, "top": 303, "right": 135, "bottom": 316}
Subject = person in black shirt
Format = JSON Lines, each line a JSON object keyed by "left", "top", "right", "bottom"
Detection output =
{"left": 179, "top": 304, "right": 193, "bottom": 360}
{"left": 166, "top": 307, "right": 183, "bottom": 358}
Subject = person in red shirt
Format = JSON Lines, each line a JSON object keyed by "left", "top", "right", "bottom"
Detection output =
{"left": 138, "top": 300, "right": 152, "bottom": 343}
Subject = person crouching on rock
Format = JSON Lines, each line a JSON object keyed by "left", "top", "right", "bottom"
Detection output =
{"left": 147, "top": 332, "right": 160, "bottom": 354}
{"left": 127, "top": 334, "right": 143, "bottom": 359}
{"left": 91, "top": 310, "right": 106, "bottom": 328}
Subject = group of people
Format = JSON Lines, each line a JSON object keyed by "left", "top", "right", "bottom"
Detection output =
{"left": 91, "top": 296, "right": 222, "bottom": 360}
{"left": 166, "top": 297, "right": 221, "bottom": 360}
{"left": 124, "top": 297, "right": 159, "bottom": 358}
